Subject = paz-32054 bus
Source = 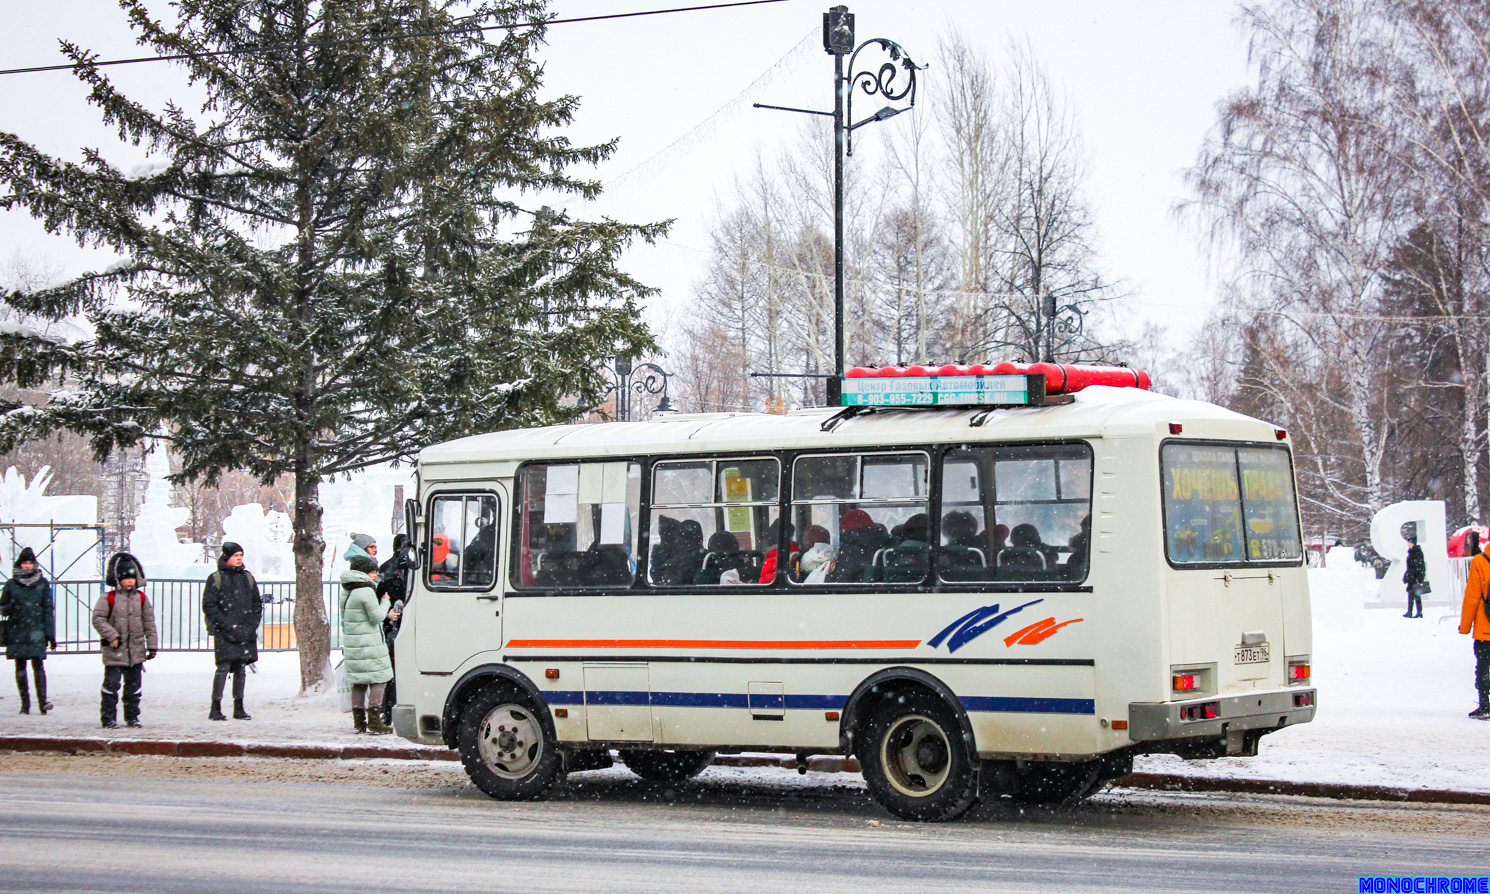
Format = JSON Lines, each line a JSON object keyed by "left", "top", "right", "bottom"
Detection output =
{"left": 392, "top": 365, "right": 1315, "bottom": 821}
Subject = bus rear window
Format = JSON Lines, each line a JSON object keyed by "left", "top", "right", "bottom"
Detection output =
{"left": 1162, "top": 442, "right": 1301, "bottom": 565}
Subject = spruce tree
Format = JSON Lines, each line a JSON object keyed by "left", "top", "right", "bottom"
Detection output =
{"left": 0, "top": 0, "right": 664, "bottom": 690}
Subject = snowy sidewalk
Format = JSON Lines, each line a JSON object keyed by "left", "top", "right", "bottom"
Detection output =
{"left": 0, "top": 650, "right": 368, "bottom": 748}
{"left": 1, "top": 607, "right": 1486, "bottom": 795}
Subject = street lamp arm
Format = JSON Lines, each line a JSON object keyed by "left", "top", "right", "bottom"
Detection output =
{"left": 753, "top": 102, "right": 834, "bottom": 117}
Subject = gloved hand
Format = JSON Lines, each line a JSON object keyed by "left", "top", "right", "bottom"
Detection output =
{"left": 147, "top": 649, "right": 157, "bottom": 660}
{"left": 47, "top": 639, "right": 57, "bottom": 650}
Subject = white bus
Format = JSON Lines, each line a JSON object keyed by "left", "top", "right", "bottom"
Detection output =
{"left": 392, "top": 370, "right": 1315, "bottom": 821}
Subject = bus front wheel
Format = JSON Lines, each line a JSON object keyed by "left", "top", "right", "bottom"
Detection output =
{"left": 619, "top": 749, "right": 715, "bottom": 782}
{"left": 456, "top": 684, "right": 564, "bottom": 801}
{"left": 859, "top": 690, "right": 979, "bottom": 822}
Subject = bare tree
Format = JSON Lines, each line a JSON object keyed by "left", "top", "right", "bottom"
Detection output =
{"left": 1182, "top": 0, "right": 1410, "bottom": 518}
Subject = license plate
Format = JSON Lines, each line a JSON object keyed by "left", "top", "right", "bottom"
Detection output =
{"left": 1234, "top": 643, "right": 1270, "bottom": 665}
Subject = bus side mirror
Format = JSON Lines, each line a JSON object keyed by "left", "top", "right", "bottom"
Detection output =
{"left": 404, "top": 498, "right": 422, "bottom": 570}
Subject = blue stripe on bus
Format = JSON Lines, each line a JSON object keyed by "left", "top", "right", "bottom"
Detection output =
{"left": 539, "top": 691, "right": 1091, "bottom": 715}
{"left": 961, "top": 696, "right": 1095, "bottom": 715}
{"left": 651, "top": 691, "right": 751, "bottom": 708}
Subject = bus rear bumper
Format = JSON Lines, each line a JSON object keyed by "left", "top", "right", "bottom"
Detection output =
{"left": 1127, "top": 689, "right": 1316, "bottom": 754}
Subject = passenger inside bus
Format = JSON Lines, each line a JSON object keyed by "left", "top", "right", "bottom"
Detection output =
{"left": 430, "top": 533, "right": 454, "bottom": 582}
{"left": 696, "top": 530, "right": 763, "bottom": 584}
{"left": 829, "top": 509, "right": 885, "bottom": 583}
{"left": 759, "top": 518, "right": 797, "bottom": 584}
{"left": 464, "top": 511, "right": 496, "bottom": 587}
{"left": 998, "top": 523, "right": 1048, "bottom": 574}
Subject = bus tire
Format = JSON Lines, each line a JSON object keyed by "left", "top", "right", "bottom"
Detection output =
{"left": 456, "top": 684, "right": 563, "bottom": 801}
{"left": 618, "top": 749, "right": 715, "bottom": 782}
{"left": 859, "top": 690, "right": 979, "bottom": 822}
{"left": 1010, "top": 760, "right": 1102, "bottom": 806}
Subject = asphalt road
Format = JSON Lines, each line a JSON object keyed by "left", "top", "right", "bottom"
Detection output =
{"left": 0, "top": 754, "right": 1484, "bottom": 894}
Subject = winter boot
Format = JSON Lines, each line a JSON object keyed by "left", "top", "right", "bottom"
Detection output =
{"left": 1471, "top": 691, "right": 1490, "bottom": 720}
{"left": 352, "top": 707, "right": 368, "bottom": 734}
{"left": 17, "top": 690, "right": 28, "bottom": 715}
{"left": 36, "top": 672, "right": 50, "bottom": 714}
{"left": 209, "top": 701, "right": 227, "bottom": 721}
{"left": 233, "top": 700, "right": 251, "bottom": 721}
{"left": 365, "top": 711, "right": 393, "bottom": 735}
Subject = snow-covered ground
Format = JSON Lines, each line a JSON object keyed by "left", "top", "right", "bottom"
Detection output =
{"left": 1, "top": 606, "right": 1485, "bottom": 792}
{"left": 0, "top": 650, "right": 367, "bottom": 746}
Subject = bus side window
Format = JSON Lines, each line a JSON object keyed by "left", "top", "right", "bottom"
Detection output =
{"left": 649, "top": 458, "right": 777, "bottom": 586}
{"left": 427, "top": 493, "right": 498, "bottom": 590}
{"left": 790, "top": 452, "right": 930, "bottom": 585}
{"left": 513, "top": 461, "right": 641, "bottom": 589}
{"left": 937, "top": 444, "right": 1092, "bottom": 585}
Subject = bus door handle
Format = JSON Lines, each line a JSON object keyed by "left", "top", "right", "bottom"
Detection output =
{"left": 476, "top": 595, "right": 501, "bottom": 602}
{"left": 1222, "top": 572, "right": 1233, "bottom": 587}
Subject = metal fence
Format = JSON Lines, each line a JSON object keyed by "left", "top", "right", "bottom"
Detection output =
{"left": 27, "top": 578, "right": 345, "bottom": 654}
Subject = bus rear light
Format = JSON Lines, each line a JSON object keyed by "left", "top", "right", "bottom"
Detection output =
{"left": 1293, "top": 692, "right": 1313, "bottom": 708}
{"left": 1289, "top": 663, "right": 1310, "bottom": 682}
{"left": 1169, "top": 423, "right": 1183, "bottom": 434}
{"left": 1276, "top": 429, "right": 1288, "bottom": 440}
{"left": 1172, "top": 674, "right": 1197, "bottom": 691}
{"left": 1180, "top": 702, "right": 1219, "bottom": 721}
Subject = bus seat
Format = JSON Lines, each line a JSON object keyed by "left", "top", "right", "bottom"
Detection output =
{"left": 995, "top": 547, "right": 1047, "bottom": 576}
{"left": 876, "top": 545, "right": 928, "bottom": 583}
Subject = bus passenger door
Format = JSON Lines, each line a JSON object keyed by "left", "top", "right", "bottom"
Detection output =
{"left": 412, "top": 488, "right": 505, "bottom": 674}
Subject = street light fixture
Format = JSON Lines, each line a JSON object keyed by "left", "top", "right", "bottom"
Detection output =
{"left": 754, "top": 5, "right": 922, "bottom": 405}
{"left": 604, "top": 356, "right": 675, "bottom": 422}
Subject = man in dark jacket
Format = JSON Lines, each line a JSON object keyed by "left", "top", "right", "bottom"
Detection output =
{"left": 375, "top": 533, "right": 413, "bottom": 726}
{"left": 93, "top": 553, "right": 157, "bottom": 729}
{"left": 1, "top": 547, "right": 56, "bottom": 714}
{"left": 1404, "top": 535, "right": 1427, "bottom": 619}
{"left": 202, "top": 542, "right": 265, "bottom": 720}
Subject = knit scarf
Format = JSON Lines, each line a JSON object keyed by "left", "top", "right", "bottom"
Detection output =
{"left": 13, "top": 569, "right": 41, "bottom": 587}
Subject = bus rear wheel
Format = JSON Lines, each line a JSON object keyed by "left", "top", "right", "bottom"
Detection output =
{"left": 618, "top": 749, "right": 715, "bottom": 782}
{"left": 457, "top": 684, "right": 563, "bottom": 801}
{"left": 859, "top": 690, "right": 978, "bottom": 822}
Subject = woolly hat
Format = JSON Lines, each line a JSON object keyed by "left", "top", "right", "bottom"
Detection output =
{"left": 350, "top": 533, "right": 376, "bottom": 550}
{"left": 221, "top": 541, "right": 244, "bottom": 560}
{"left": 840, "top": 509, "right": 874, "bottom": 532}
{"left": 106, "top": 552, "right": 146, "bottom": 588}
{"left": 348, "top": 555, "right": 379, "bottom": 574}
{"left": 16, "top": 546, "right": 36, "bottom": 565}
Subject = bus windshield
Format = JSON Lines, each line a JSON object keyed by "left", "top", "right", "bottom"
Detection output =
{"left": 1161, "top": 442, "right": 1302, "bottom": 565}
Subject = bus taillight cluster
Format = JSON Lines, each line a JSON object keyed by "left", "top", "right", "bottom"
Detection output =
{"left": 1180, "top": 702, "right": 1219, "bottom": 721}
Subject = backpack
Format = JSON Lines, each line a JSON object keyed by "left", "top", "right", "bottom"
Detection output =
{"left": 106, "top": 589, "right": 146, "bottom": 620}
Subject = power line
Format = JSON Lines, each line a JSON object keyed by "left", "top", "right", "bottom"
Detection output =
{"left": 0, "top": 0, "right": 789, "bottom": 78}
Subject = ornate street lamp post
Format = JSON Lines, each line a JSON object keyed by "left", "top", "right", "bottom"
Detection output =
{"left": 606, "top": 356, "right": 675, "bottom": 422}
{"left": 755, "top": 5, "right": 921, "bottom": 404}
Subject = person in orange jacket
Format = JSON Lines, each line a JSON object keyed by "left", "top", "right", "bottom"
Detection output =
{"left": 1460, "top": 548, "right": 1490, "bottom": 719}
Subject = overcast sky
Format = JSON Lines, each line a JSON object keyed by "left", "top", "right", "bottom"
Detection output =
{"left": 0, "top": 0, "right": 1254, "bottom": 350}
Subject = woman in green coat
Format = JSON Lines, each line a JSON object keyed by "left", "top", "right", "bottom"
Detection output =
{"left": 340, "top": 555, "right": 399, "bottom": 734}
{"left": 1, "top": 548, "right": 56, "bottom": 714}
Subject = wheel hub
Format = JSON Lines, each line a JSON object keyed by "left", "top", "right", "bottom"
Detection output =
{"left": 880, "top": 714, "right": 952, "bottom": 799}
{"left": 477, "top": 705, "right": 543, "bottom": 779}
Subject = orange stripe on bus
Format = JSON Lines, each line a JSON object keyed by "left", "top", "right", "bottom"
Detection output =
{"left": 504, "top": 639, "right": 923, "bottom": 650}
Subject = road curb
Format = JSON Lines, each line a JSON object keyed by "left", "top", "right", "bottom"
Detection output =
{"left": 3, "top": 735, "right": 1486, "bottom": 806}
